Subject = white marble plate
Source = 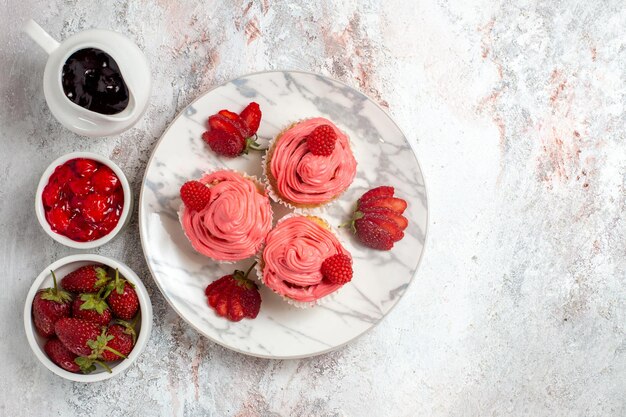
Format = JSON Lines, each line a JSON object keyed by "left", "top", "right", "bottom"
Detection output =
{"left": 139, "top": 71, "right": 428, "bottom": 359}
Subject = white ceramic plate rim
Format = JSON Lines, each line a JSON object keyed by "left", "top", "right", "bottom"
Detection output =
{"left": 138, "top": 70, "right": 429, "bottom": 359}
{"left": 23, "top": 254, "right": 153, "bottom": 382}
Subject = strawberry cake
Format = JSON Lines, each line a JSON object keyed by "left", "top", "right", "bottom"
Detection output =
{"left": 179, "top": 170, "right": 273, "bottom": 262}
{"left": 257, "top": 215, "right": 352, "bottom": 307}
{"left": 265, "top": 118, "right": 357, "bottom": 208}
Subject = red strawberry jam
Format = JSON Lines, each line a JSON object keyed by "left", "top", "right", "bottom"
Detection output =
{"left": 42, "top": 158, "right": 124, "bottom": 242}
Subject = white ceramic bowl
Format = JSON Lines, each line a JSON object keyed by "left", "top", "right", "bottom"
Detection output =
{"left": 35, "top": 151, "right": 133, "bottom": 249}
{"left": 23, "top": 254, "right": 153, "bottom": 382}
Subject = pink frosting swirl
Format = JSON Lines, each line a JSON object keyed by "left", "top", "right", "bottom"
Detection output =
{"left": 180, "top": 171, "right": 273, "bottom": 261}
{"left": 261, "top": 216, "right": 351, "bottom": 302}
{"left": 269, "top": 118, "right": 357, "bottom": 205}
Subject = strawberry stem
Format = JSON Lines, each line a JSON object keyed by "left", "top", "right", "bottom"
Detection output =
{"left": 243, "top": 262, "right": 257, "bottom": 279}
{"left": 51, "top": 270, "right": 58, "bottom": 292}
{"left": 103, "top": 346, "right": 127, "bottom": 359}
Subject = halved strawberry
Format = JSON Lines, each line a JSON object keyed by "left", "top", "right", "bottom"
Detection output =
{"left": 358, "top": 197, "right": 407, "bottom": 214}
{"left": 359, "top": 186, "right": 394, "bottom": 204}
{"left": 218, "top": 109, "right": 240, "bottom": 121}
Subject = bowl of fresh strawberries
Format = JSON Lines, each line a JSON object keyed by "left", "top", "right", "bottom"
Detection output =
{"left": 23, "top": 254, "right": 152, "bottom": 382}
{"left": 35, "top": 152, "right": 132, "bottom": 249}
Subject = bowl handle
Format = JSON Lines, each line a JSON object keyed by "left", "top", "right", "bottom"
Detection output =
{"left": 23, "top": 19, "right": 60, "bottom": 55}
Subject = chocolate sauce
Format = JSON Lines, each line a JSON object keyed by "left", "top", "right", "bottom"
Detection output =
{"left": 61, "top": 48, "right": 129, "bottom": 115}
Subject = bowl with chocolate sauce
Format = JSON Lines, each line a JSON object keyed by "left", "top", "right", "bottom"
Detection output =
{"left": 23, "top": 20, "right": 151, "bottom": 137}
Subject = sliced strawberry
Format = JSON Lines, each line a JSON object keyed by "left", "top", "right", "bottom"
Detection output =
{"left": 354, "top": 218, "right": 394, "bottom": 250}
{"left": 214, "top": 290, "right": 230, "bottom": 317}
{"left": 227, "top": 286, "right": 245, "bottom": 321}
{"left": 364, "top": 213, "right": 404, "bottom": 242}
{"left": 218, "top": 109, "right": 241, "bottom": 121}
{"left": 359, "top": 207, "right": 408, "bottom": 230}
{"left": 239, "top": 102, "right": 261, "bottom": 136}
{"left": 202, "top": 129, "right": 245, "bottom": 157}
{"left": 359, "top": 186, "right": 394, "bottom": 204}
{"left": 358, "top": 197, "right": 407, "bottom": 214}
{"left": 208, "top": 114, "right": 247, "bottom": 138}
{"left": 205, "top": 266, "right": 261, "bottom": 321}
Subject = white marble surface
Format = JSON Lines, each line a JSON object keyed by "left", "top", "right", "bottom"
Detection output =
{"left": 1, "top": 1, "right": 625, "bottom": 416}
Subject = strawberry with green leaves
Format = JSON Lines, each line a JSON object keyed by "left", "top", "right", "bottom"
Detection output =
{"left": 54, "top": 318, "right": 126, "bottom": 373}
{"left": 71, "top": 287, "right": 112, "bottom": 326}
{"left": 61, "top": 264, "right": 110, "bottom": 293}
{"left": 106, "top": 269, "right": 139, "bottom": 320}
{"left": 32, "top": 271, "right": 72, "bottom": 337}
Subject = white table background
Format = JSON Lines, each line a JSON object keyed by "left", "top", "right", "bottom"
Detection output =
{"left": 1, "top": 1, "right": 625, "bottom": 416}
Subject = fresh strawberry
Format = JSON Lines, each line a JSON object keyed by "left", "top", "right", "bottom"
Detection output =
{"left": 44, "top": 337, "right": 81, "bottom": 373}
{"left": 46, "top": 206, "right": 70, "bottom": 233}
{"left": 218, "top": 109, "right": 241, "bottom": 121}
{"left": 349, "top": 186, "right": 408, "bottom": 250}
{"left": 321, "top": 254, "right": 353, "bottom": 285}
{"left": 61, "top": 265, "right": 110, "bottom": 293}
{"left": 101, "top": 322, "right": 135, "bottom": 361}
{"left": 358, "top": 207, "right": 408, "bottom": 230}
{"left": 365, "top": 214, "right": 404, "bottom": 242}
{"left": 72, "top": 291, "right": 112, "bottom": 326}
{"left": 359, "top": 186, "right": 394, "bottom": 204}
{"left": 353, "top": 219, "right": 394, "bottom": 250}
{"left": 358, "top": 197, "right": 407, "bottom": 214}
{"left": 204, "top": 264, "right": 261, "bottom": 321}
{"left": 180, "top": 180, "right": 211, "bottom": 211}
{"left": 239, "top": 102, "right": 261, "bottom": 136}
{"left": 54, "top": 318, "right": 126, "bottom": 368}
{"left": 72, "top": 159, "right": 98, "bottom": 178}
{"left": 32, "top": 271, "right": 72, "bottom": 338}
{"left": 91, "top": 166, "right": 120, "bottom": 194}
{"left": 307, "top": 124, "right": 337, "bottom": 156}
{"left": 106, "top": 269, "right": 140, "bottom": 320}
{"left": 202, "top": 129, "right": 246, "bottom": 157}
{"left": 208, "top": 114, "right": 248, "bottom": 138}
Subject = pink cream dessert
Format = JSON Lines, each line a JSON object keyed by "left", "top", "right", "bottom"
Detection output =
{"left": 179, "top": 170, "right": 273, "bottom": 262}
{"left": 259, "top": 215, "right": 352, "bottom": 305}
{"left": 266, "top": 118, "right": 357, "bottom": 208}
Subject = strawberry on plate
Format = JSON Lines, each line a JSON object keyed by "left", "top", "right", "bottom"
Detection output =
{"left": 205, "top": 263, "right": 261, "bottom": 322}
{"left": 202, "top": 102, "right": 264, "bottom": 157}
{"left": 61, "top": 265, "right": 110, "bottom": 293}
{"left": 106, "top": 269, "right": 139, "bottom": 320}
{"left": 349, "top": 186, "right": 409, "bottom": 251}
{"left": 32, "top": 270, "right": 72, "bottom": 338}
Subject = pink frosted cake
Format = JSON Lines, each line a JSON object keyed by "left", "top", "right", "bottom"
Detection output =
{"left": 265, "top": 118, "right": 357, "bottom": 208}
{"left": 258, "top": 215, "right": 352, "bottom": 306}
{"left": 179, "top": 170, "right": 273, "bottom": 262}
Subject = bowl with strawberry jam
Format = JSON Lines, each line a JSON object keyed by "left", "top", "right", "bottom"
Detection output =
{"left": 36, "top": 152, "right": 132, "bottom": 249}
